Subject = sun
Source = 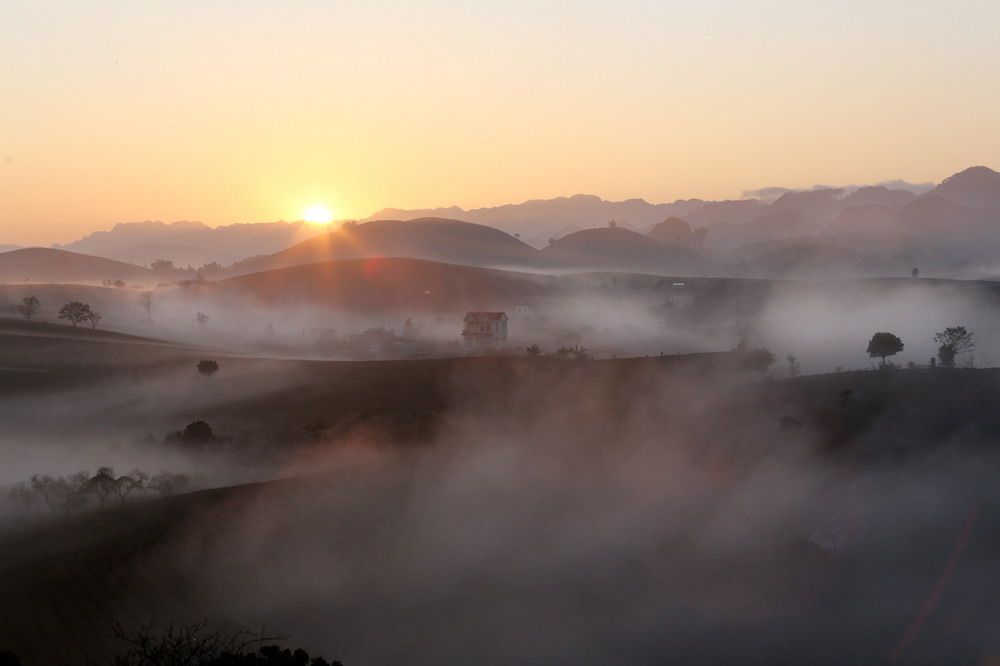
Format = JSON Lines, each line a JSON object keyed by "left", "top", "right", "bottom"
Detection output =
{"left": 303, "top": 204, "right": 334, "bottom": 225}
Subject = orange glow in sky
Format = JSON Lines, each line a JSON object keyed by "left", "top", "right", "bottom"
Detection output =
{"left": 2, "top": 2, "right": 1000, "bottom": 245}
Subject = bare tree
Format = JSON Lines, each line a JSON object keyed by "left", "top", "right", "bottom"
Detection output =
{"left": 58, "top": 301, "right": 94, "bottom": 327}
{"left": 934, "top": 326, "right": 975, "bottom": 368}
{"left": 148, "top": 472, "right": 191, "bottom": 497}
{"left": 138, "top": 291, "right": 153, "bottom": 316}
{"left": 87, "top": 311, "right": 103, "bottom": 330}
{"left": 17, "top": 296, "right": 40, "bottom": 321}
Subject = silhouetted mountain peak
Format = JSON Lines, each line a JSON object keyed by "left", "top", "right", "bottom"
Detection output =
{"left": 931, "top": 166, "right": 1000, "bottom": 210}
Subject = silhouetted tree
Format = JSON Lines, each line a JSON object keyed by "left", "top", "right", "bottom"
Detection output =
{"left": 138, "top": 291, "right": 153, "bottom": 316}
{"left": 150, "top": 259, "right": 175, "bottom": 275}
{"left": 29, "top": 473, "right": 73, "bottom": 512}
{"left": 86, "top": 467, "right": 119, "bottom": 508}
{"left": 556, "top": 345, "right": 590, "bottom": 360}
{"left": 196, "top": 312, "right": 211, "bottom": 326}
{"left": 911, "top": 267, "right": 920, "bottom": 278}
{"left": 148, "top": 472, "right": 191, "bottom": 497}
{"left": 525, "top": 344, "right": 542, "bottom": 356}
{"left": 106, "top": 622, "right": 340, "bottom": 666}
{"left": 866, "top": 331, "right": 904, "bottom": 367}
{"left": 934, "top": 326, "right": 975, "bottom": 368}
{"left": 87, "top": 310, "right": 103, "bottom": 330}
{"left": 181, "top": 420, "right": 214, "bottom": 444}
{"left": 58, "top": 301, "right": 93, "bottom": 327}
{"left": 197, "top": 359, "right": 219, "bottom": 377}
{"left": 786, "top": 354, "right": 800, "bottom": 377}
{"left": 17, "top": 296, "right": 40, "bottom": 321}
{"left": 937, "top": 345, "right": 956, "bottom": 368}
{"left": 740, "top": 348, "right": 776, "bottom": 377}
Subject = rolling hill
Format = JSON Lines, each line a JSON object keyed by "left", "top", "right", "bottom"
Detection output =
{"left": 230, "top": 218, "right": 542, "bottom": 276}
{"left": 0, "top": 248, "right": 152, "bottom": 284}
{"left": 199, "top": 257, "right": 558, "bottom": 313}
{"left": 542, "top": 227, "right": 707, "bottom": 274}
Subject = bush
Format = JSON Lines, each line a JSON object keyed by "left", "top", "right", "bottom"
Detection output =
{"left": 106, "top": 623, "right": 341, "bottom": 666}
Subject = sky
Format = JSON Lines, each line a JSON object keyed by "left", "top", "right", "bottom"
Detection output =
{"left": 2, "top": 0, "right": 1000, "bottom": 245}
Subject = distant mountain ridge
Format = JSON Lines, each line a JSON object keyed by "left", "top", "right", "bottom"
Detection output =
{"left": 57, "top": 219, "right": 328, "bottom": 267}
{"left": 22, "top": 165, "right": 1000, "bottom": 280}
{"left": 230, "top": 217, "right": 543, "bottom": 276}
{"left": 367, "top": 194, "right": 707, "bottom": 242}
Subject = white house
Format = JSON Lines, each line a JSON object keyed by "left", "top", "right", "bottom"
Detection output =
{"left": 462, "top": 312, "right": 508, "bottom": 351}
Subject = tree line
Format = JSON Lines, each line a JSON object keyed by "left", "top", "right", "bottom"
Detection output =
{"left": 6, "top": 467, "right": 192, "bottom": 515}
{"left": 866, "top": 326, "right": 975, "bottom": 368}
{"left": 4, "top": 295, "right": 106, "bottom": 329}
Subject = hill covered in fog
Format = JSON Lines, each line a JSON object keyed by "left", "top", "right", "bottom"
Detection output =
{"left": 0, "top": 248, "right": 152, "bottom": 284}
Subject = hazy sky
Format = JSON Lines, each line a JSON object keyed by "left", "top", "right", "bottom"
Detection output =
{"left": 2, "top": 0, "right": 1000, "bottom": 245}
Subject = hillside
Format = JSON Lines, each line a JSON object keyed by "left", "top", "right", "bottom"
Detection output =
{"left": 4, "top": 364, "right": 1000, "bottom": 664}
{"left": 0, "top": 248, "right": 152, "bottom": 284}
{"left": 231, "top": 218, "right": 542, "bottom": 275}
{"left": 542, "top": 227, "right": 706, "bottom": 274}
{"left": 202, "top": 257, "right": 558, "bottom": 313}
{"left": 929, "top": 165, "right": 1000, "bottom": 211}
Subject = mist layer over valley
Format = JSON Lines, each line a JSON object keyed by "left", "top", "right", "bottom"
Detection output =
{"left": 4, "top": 166, "right": 1000, "bottom": 665}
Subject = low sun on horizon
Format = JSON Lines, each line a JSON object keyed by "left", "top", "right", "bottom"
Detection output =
{"left": 303, "top": 205, "right": 335, "bottom": 225}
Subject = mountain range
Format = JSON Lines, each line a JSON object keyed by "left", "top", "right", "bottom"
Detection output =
{"left": 55, "top": 219, "right": 328, "bottom": 267}
{"left": 4, "top": 165, "right": 1000, "bottom": 281}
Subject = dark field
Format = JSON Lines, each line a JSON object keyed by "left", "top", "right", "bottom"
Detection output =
{"left": 3, "top": 320, "right": 1000, "bottom": 664}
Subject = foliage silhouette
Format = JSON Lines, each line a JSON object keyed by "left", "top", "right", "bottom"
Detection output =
{"left": 17, "top": 296, "right": 40, "bottom": 321}
{"left": 58, "top": 301, "right": 94, "bottom": 327}
{"left": 866, "top": 332, "right": 904, "bottom": 367}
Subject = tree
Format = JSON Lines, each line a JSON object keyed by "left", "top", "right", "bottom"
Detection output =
{"left": 138, "top": 291, "right": 153, "bottom": 316}
{"left": 148, "top": 472, "right": 191, "bottom": 497}
{"left": 911, "top": 267, "right": 920, "bottom": 278}
{"left": 150, "top": 258, "right": 175, "bottom": 275}
{"left": 29, "top": 473, "right": 74, "bottom": 512}
{"left": 87, "top": 310, "right": 103, "bottom": 330}
{"left": 106, "top": 622, "right": 340, "bottom": 666}
{"left": 556, "top": 345, "right": 590, "bottom": 360}
{"left": 934, "top": 326, "right": 975, "bottom": 368}
{"left": 739, "top": 347, "right": 776, "bottom": 377}
{"left": 58, "top": 301, "right": 93, "bottom": 327}
{"left": 17, "top": 296, "right": 40, "bottom": 321}
{"left": 866, "top": 332, "right": 904, "bottom": 367}
{"left": 525, "top": 344, "right": 542, "bottom": 357}
{"left": 197, "top": 359, "right": 219, "bottom": 378}
{"left": 181, "top": 420, "right": 214, "bottom": 444}
{"left": 196, "top": 312, "right": 210, "bottom": 326}
{"left": 786, "top": 354, "right": 800, "bottom": 377}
